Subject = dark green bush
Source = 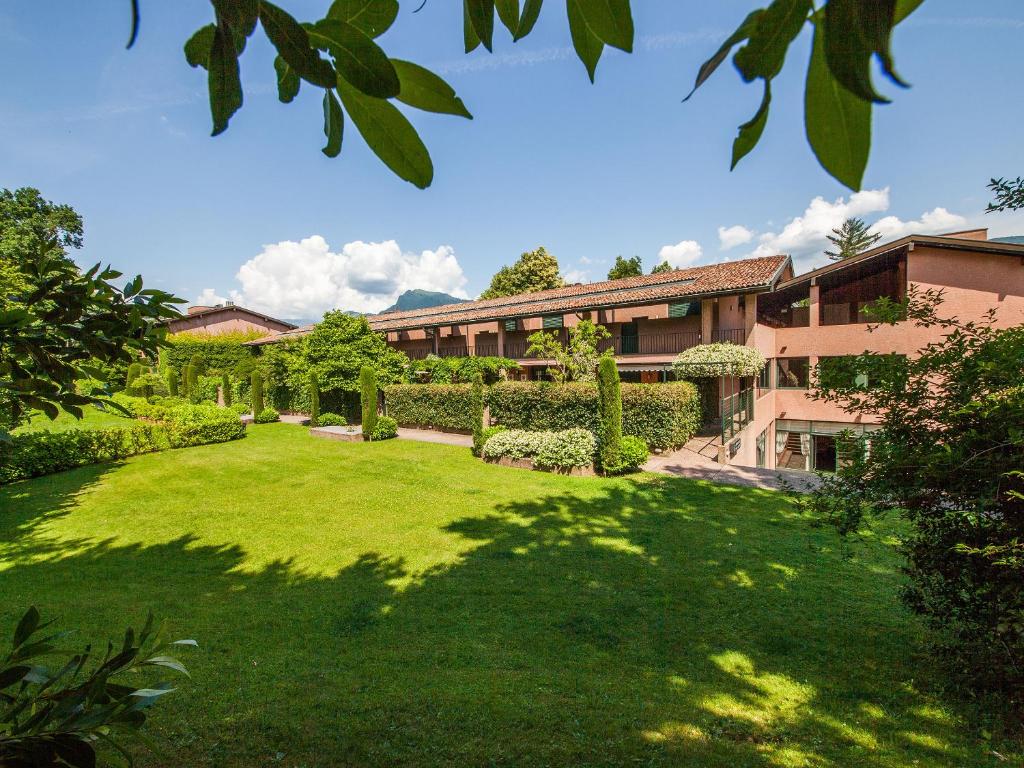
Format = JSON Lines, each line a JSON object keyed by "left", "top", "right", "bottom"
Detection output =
{"left": 606, "top": 435, "right": 649, "bottom": 475}
{"left": 189, "top": 353, "right": 207, "bottom": 376}
{"left": 166, "top": 366, "right": 179, "bottom": 397}
{"left": 180, "top": 364, "right": 191, "bottom": 398}
{"left": 360, "top": 366, "right": 378, "bottom": 438}
{"left": 309, "top": 372, "right": 320, "bottom": 427}
{"left": 254, "top": 407, "right": 279, "bottom": 424}
{"left": 164, "top": 404, "right": 246, "bottom": 447}
{"left": 487, "top": 381, "right": 700, "bottom": 450}
{"left": 597, "top": 356, "right": 622, "bottom": 471}
{"left": 481, "top": 424, "right": 506, "bottom": 446}
{"left": 369, "top": 414, "right": 397, "bottom": 441}
{"left": 471, "top": 373, "right": 486, "bottom": 456}
{"left": 221, "top": 372, "right": 232, "bottom": 406}
{"left": 316, "top": 412, "right": 346, "bottom": 426}
{"left": 164, "top": 337, "right": 256, "bottom": 376}
{"left": 186, "top": 365, "right": 200, "bottom": 401}
{"left": 251, "top": 371, "right": 265, "bottom": 415}
{"left": 383, "top": 384, "right": 476, "bottom": 431}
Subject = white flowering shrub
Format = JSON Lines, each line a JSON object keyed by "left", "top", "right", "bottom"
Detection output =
{"left": 482, "top": 428, "right": 596, "bottom": 469}
{"left": 672, "top": 343, "right": 766, "bottom": 378}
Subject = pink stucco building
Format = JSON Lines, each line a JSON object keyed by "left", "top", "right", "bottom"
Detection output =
{"left": 166, "top": 303, "right": 296, "bottom": 336}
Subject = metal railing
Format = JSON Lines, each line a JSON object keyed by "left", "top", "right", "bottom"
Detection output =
{"left": 711, "top": 328, "right": 746, "bottom": 344}
{"left": 503, "top": 341, "right": 528, "bottom": 358}
{"left": 602, "top": 331, "right": 702, "bottom": 355}
{"left": 721, "top": 388, "right": 754, "bottom": 443}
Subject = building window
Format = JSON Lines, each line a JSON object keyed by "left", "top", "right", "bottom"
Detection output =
{"left": 817, "top": 354, "right": 907, "bottom": 391}
{"left": 503, "top": 319, "right": 517, "bottom": 332}
{"left": 758, "top": 360, "right": 772, "bottom": 390}
{"left": 776, "top": 357, "right": 810, "bottom": 388}
{"left": 756, "top": 428, "right": 767, "bottom": 468}
{"left": 668, "top": 301, "right": 700, "bottom": 318}
{"left": 542, "top": 315, "right": 564, "bottom": 330}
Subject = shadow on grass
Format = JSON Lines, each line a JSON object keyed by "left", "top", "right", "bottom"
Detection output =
{"left": 0, "top": 473, "right": 993, "bottom": 767}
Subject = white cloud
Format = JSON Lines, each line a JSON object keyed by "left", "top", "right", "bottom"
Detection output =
{"left": 718, "top": 225, "right": 754, "bottom": 250}
{"left": 195, "top": 288, "right": 229, "bottom": 306}
{"left": 657, "top": 240, "right": 703, "bottom": 268}
{"left": 871, "top": 207, "right": 966, "bottom": 241}
{"left": 206, "top": 236, "right": 469, "bottom": 318}
{"left": 563, "top": 268, "right": 589, "bottom": 284}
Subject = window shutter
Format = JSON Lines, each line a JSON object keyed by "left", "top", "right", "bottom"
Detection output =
{"left": 668, "top": 301, "right": 698, "bottom": 318}
{"left": 503, "top": 319, "right": 517, "bottom": 332}
{"left": 542, "top": 315, "right": 564, "bottom": 329}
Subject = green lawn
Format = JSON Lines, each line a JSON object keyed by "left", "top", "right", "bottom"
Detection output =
{"left": 0, "top": 424, "right": 1010, "bottom": 767}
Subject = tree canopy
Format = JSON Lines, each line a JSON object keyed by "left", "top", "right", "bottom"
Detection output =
{"left": 824, "top": 217, "right": 881, "bottom": 261}
{"left": 118, "top": 0, "right": 931, "bottom": 190}
{"left": 607, "top": 255, "right": 642, "bottom": 280}
{"left": 480, "top": 246, "right": 564, "bottom": 299}
{"left": 650, "top": 261, "right": 674, "bottom": 275}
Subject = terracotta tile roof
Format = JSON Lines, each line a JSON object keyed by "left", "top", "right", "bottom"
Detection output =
{"left": 367, "top": 255, "right": 789, "bottom": 332}
{"left": 246, "top": 254, "right": 788, "bottom": 344}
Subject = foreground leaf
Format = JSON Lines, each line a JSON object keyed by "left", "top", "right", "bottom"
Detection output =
{"left": 322, "top": 89, "right": 344, "bottom": 157}
{"left": 274, "top": 55, "right": 301, "bottom": 103}
{"left": 566, "top": 0, "right": 603, "bottom": 82}
{"left": 337, "top": 79, "right": 433, "bottom": 188}
{"left": 823, "top": 0, "right": 899, "bottom": 103}
{"left": 327, "top": 0, "right": 399, "bottom": 38}
{"left": 733, "top": 0, "right": 811, "bottom": 82}
{"left": 309, "top": 19, "right": 399, "bottom": 98}
{"left": 393, "top": 60, "right": 473, "bottom": 118}
{"left": 259, "top": 1, "right": 337, "bottom": 88}
{"left": 466, "top": 0, "right": 496, "bottom": 52}
{"left": 575, "top": 0, "right": 633, "bottom": 52}
{"left": 209, "top": 22, "right": 243, "bottom": 136}
{"left": 184, "top": 24, "right": 216, "bottom": 69}
{"left": 805, "top": 19, "right": 871, "bottom": 190}
{"left": 495, "top": 0, "right": 520, "bottom": 35}
{"left": 732, "top": 80, "right": 771, "bottom": 169}
{"left": 515, "top": 0, "right": 544, "bottom": 40}
{"left": 684, "top": 9, "right": 761, "bottom": 100}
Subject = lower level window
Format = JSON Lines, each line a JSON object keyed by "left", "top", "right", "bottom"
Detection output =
{"left": 776, "top": 357, "right": 810, "bottom": 388}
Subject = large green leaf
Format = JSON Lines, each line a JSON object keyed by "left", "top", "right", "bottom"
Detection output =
{"left": 393, "top": 60, "right": 473, "bottom": 118}
{"left": 514, "top": 0, "right": 543, "bottom": 40}
{"left": 184, "top": 24, "right": 215, "bottom": 69}
{"left": 575, "top": 0, "right": 633, "bottom": 52}
{"left": 308, "top": 19, "right": 399, "bottom": 98}
{"left": 208, "top": 22, "right": 243, "bottom": 136}
{"left": 805, "top": 20, "right": 871, "bottom": 190}
{"left": 566, "top": 0, "right": 603, "bottom": 82}
{"left": 733, "top": 0, "right": 811, "bottom": 82}
{"left": 466, "top": 0, "right": 496, "bottom": 52}
{"left": 823, "top": 0, "right": 899, "bottom": 103}
{"left": 337, "top": 79, "right": 434, "bottom": 188}
{"left": 259, "top": 2, "right": 337, "bottom": 88}
{"left": 684, "top": 9, "right": 761, "bottom": 100}
{"left": 495, "top": 0, "right": 520, "bottom": 35}
{"left": 322, "top": 89, "right": 344, "bottom": 157}
{"left": 213, "top": 0, "right": 259, "bottom": 37}
{"left": 274, "top": 55, "right": 301, "bottom": 103}
{"left": 894, "top": 0, "right": 925, "bottom": 24}
{"left": 327, "top": 0, "right": 399, "bottom": 38}
{"left": 464, "top": 0, "right": 481, "bottom": 52}
{"left": 731, "top": 81, "right": 771, "bottom": 169}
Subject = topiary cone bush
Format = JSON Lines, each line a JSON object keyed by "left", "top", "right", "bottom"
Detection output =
{"left": 166, "top": 366, "right": 179, "bottom": 397}
{"left": 189, "top": 353, "right": 207, "bottom": 377}
{"left": 180, "top": 364, "right": 191, "bottom": 398}
{"left": 251, "top": 371, "right": 264, "bottom": 416}
{"left": 125, "top": 362, "right": 142, "bottom": 392}
{"left": 186, "top": 364, "right": 200, "bottom": 402}
{"left": 221, "top": 372, "right": 232, "bottom": 407}
{"left": 471, "top": 372, "right": 485, "bottom": 456}
{"left": 597, "top": 356, "right": 622, "bottom": 473}
{"left": 309, "top": 372, "right": 320, "bottom": 427}
{"left": 360, "top": 365, "right": 378, "bottom": 439}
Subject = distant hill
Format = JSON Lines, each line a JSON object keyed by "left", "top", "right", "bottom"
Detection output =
{"left": 380, "top": 289, "right": 467, "bottom": 314}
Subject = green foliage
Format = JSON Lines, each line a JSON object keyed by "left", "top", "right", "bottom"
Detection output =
{"left": 987, "top": 176, "right": 1024, "bottom": 213}
{"left": 487, "top": 381, "right": 701, "bottom": 451}
{"left": 607, "top": 255, "right": 642, "bottom": 280}
{"left": 481, "top": 428, "right": 596, "bottom": 471}
{"left": 526, "top": 319, "right": 611, "bottom": 383}
{"left": 406, "top": 355, "right": 518, "bottom": 384}
{"left": 308, "top": 372, "right": 320, "bottom": 426}
{"left": 673, "top": 343, "right": 766, "bottom": 378}
{"left": 126, "top": 362, "right": 143, "bottom": 390}
{"left": 167, "top": 366, "right": 179, "bottom": 397}
{"left": 187, "top": 365, "right": 202, "bottom": 401}
{"left": 254, "top": 407, "right": 280, "bottom": 424}
{"left": 180, "top": 364, "right": 192, "bottom": 398}
{"left": 0, "top": 607, "right": 194, "bottom": 768}
{"left": 221, "top": 372, "right": 232, "bottom": 406}
{"left": 481, "top": 424, "right": 506, "bottom": 446}
{"left": 471, "top": 373, "right": 485, "bottom": 456}
{"left": 383, "top": 384, "right": 476, "bottom": 432}
{"left": 609, "top": 435, "right": 649, "bottom": 474}
{"left": 315, "top": 411, "right": 346, "bottom": 426}
{"left": 801, "top": 290, "right": 1024, "bottom": 713}
{"left": 360, "top": 365, "right": 378, "bottom": 437}
{"left": 824, "top": 217, "right": 881, "bottom": 261}
{"left": 251, "top": 371, "right": 265, "bottom": 415}
{"left": 369, "top": 414, "right": 397, "bottom": 441}
{"left": 650, "top": 260, "right": 673, "bottom": 274}
{"left": 303, "top": 312, "right": 407, "bottom": 394}
{"left": 164, "top": 336, "right": 255, "bottom": 378}
{"left": 479, "top": 247, "right": 564, "bottom": 299}
{"left": 128, "top": 370, "right": 165, "bottom": 398}
{"left": 597, "top": 356, "right": 622, "bottom": 472}
{"left": 228, "top": 402, "right": 249, "bottom": 416}
{"left": 189, "top": 353, "right": 207, "bottom": 376}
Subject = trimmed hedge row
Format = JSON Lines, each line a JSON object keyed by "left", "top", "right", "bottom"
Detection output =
{"left": 1, "top": 402, "right": 246, "bottom": 484}
{"left": 487, "top": 381, "right": 702, "bottom": 450}
{"left": 382, "top": 384, "right": 477, "bottom": 432}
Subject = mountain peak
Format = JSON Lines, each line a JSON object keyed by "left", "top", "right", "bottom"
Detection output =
{"left": 380, "top": 289, "right": 468, "bottom": 314}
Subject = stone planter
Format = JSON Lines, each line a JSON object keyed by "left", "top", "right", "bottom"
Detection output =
{"left": 310, "top": 425, "right": 365, "bottom": 442}
{"left": 483, "top": 456, "right": 596, "bottom": 477}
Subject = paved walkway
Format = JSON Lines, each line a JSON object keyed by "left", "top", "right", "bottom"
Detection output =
{"left": 396, "top": 427, "right": 473, "bottom": 447}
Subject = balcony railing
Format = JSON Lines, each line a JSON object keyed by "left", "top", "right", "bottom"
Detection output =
{"left": 603, "top": 331, "right": 701, "bottom": 355}
{"left": 711, "top": 328, "right": 746, "bottom": 344}
{"left": 503, "top": 341, "right": 528, "bottom": 359}
{"left": 721, "top": 388, "right": 754, "bottom": 443}
{"left": 397, "top": 347, "right": 432, "bottom": 360}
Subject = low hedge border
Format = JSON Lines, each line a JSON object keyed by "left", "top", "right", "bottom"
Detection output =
{"left": 1, "top": 401, "right": 246, "bottom": 484}
{"left": 383, "top": 384, "right": 476, "bottom": 433}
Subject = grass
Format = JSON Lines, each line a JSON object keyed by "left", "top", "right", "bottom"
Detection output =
{"left": 0, "top": 423, "right": 1013, "bottom": 767}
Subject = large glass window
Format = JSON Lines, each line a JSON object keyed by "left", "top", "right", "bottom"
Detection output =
{"left": 758, "top": 360, "right": 772, "bottom": 390}
{"left": 817, "top": 354, "right": 907, "bottom": 391}
{"left": 776, "top": 357, "right": 810, "bottom": 388}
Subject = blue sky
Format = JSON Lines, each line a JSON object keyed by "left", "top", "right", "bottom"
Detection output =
{"left": 2, "top": 1, "right": 1023, "bottom": 318}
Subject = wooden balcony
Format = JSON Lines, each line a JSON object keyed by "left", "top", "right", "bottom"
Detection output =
{"left": 711, "top": 328, "right": 746, "bottom": 344}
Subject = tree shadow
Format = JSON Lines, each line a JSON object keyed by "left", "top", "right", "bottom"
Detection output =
{"left": 0, "top": 472, "right": 998, "bottom": 767}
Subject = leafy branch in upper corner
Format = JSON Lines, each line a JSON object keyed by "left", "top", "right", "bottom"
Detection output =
{"left": 0, "top": 607, "right": 196, "bottom": 768}
{"left": 127, "top": 1, "right": 934, "bottom": 189}
{"left": 987, "top": 176, "right": 1024, "bottom": 213}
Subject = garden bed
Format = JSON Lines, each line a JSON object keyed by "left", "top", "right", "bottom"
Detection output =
{"left": 483, "top": 455, "right": 596, "bottom": 476}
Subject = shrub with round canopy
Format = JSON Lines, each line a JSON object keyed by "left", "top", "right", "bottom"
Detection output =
{"left": 672, "top": 344, "right": 766, "bottom": 378}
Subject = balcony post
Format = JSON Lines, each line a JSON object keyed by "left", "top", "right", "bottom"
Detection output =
{"left": 701, "top": 299, "right": 714, "bottom": 344}
{"left": 810, "top": 282, "right": 820, "bottom": 328}
{"left": 497, "top": 322, "right": 505, "bottom": 359}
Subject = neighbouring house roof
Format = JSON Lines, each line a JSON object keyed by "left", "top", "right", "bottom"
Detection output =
{"left": 167, "top": 304, "right": 298, "bottom": 331}
{"left": 777, "top": 233, "right": 1024, "bottom": 290}
{"left": 245, "top": 255, "right": 790, "bottom": 345}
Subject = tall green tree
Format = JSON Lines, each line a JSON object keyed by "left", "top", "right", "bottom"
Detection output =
{"left": 650, "top": 261, "right": 674, "bottom": 274}
{"left": 359, "top": 365, "right": 378, "bottom": 438}
{"left": 824, "top": 217, "right": 881, "bottom": 261}
{"left": 480, "top": 247, "right": 564, "bottom": 300}
{"left": 301, "top": 311, "right": 407, "bottom": 394}
{"left": 111, "top": 1, "right": 929, "bottom": 190}
{"left": 526, "top": 319, "right": 611, "bottom": 383}
{"left": 607, "top": 255, "right": 642, "bottom": 280}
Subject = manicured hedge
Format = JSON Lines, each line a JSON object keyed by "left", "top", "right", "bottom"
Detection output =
{"left": 1, "top": 402, "right": 247, "bottom": 483}
{"left": 487, "top": 381, "right": 701, "bottom": 450}
{"left": 482, "top": 428, "right": 596, "bottom": 470}
{"left": 382, "top": 384, "right": 476, "bottom": 432}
